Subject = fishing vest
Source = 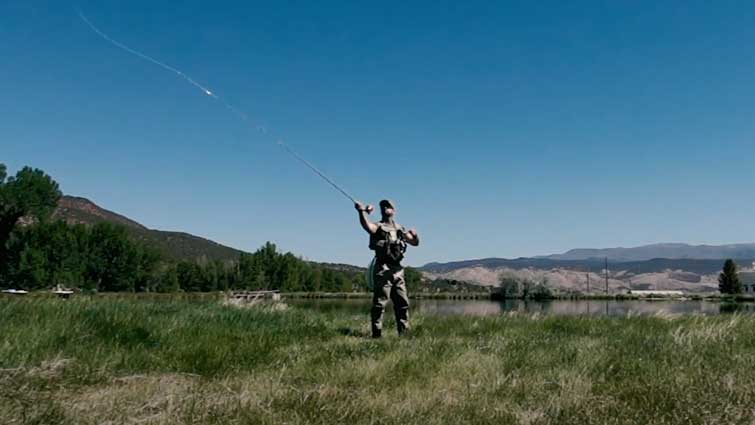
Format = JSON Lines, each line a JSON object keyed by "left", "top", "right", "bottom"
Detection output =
{"left": 369, "top": 221, "right": 407, "bottom": 265}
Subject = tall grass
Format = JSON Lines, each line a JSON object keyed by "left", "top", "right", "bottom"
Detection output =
{"left": 2, "top": 297, "right": 755, "bottom": 424}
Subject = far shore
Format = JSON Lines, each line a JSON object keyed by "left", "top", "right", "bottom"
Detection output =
{"left": 4, "top": 290, "right": 754, "bottom": 303}
{"left": 282, "top": 291, "right": 754, "bottom": 302}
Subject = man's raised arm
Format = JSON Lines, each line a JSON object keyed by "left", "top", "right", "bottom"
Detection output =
{"left": 355, "top": 202, "right": 378, "bottom": 234}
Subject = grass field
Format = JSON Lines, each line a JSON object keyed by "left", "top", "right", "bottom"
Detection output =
{"left": 2, "top": 297, "right": 755, "bottom": 424}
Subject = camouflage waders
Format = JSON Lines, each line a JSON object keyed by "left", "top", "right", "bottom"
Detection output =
{"left": 361, "top": 201, "right": 415, "bottom": 338}
{"left": 370, "top": 259, "right": 410, "bottom": 337}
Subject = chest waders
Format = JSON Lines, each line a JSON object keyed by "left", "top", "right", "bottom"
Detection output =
{"left": 366, "top": 257, "right": 376, "bottom": 291}
{"left": 367, "top": 223, "right": 406, "bottom": 290}
{"left": 368, "top": 222, "right": 410, "bottom": 337}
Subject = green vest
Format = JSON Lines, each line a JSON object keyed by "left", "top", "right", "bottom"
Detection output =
{"left": 369, "top": 221, "right": 407, "bottom": 264}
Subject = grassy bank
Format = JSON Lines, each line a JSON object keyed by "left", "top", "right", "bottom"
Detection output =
{"left": 2, "top": 298, "right": 755, "bottom": 424}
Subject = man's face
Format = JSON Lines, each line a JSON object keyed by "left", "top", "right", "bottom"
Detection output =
{"left": 381, "top": 206, "right": 395, "bottom": 218}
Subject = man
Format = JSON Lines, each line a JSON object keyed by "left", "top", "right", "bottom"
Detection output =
{"left": 355, "top": 199, "right": 419, "bottom": 338}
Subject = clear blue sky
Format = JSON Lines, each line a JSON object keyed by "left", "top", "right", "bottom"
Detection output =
{"left": 3, "top": 1, "right": 755, "bottom": 266}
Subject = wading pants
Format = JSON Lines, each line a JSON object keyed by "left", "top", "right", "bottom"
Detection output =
{"left": 371, "top": 261, "right": 409, "bottom": 337}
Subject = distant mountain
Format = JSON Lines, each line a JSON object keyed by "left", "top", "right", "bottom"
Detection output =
{"left": 538, "top": 243, "right": 755, "bottom": 262}
{"left": 420, "top": 257, "right": 751, "bottom": 276}
{"left": 420, "top": 243, "right": 755, "bottom": 293}
{"left": 53, "top": 196, "right": 246, "bottom": 262}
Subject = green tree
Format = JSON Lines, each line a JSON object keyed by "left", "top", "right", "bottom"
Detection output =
{"left": 520, "top": 279, "right": 534, "bottom": 299}
{"left": 333, "top": 272, "right": 351, "bottom": 292}
{"left": 176, "top": 261, "right": 203, "bottom": 292}
{"left": 12, "top": 246, "right": 49, "bottom": 289}
{"left": 4, "top": 219, "right": 159, "bottom": 292}
{"left": 302, "top": 267, "right": 322, "bottom": 292}
{"left": 161, "top": 265, "right": 181, "bottom": 292}
{"left": 6, "top": 221, "right": 82, "bottom": 290}
{"left": 528, "top": 278, "right": 553, "bottom": 300}
{"left": 238, "top": 252, "right": 267, "bottom": 290}
{"left": 212, "top": 260, "right": 231, "bottom": 291}
{"left": 719, "top": 259, "right": 743, "bottom": 295}
{"left": 0, "top": 165, "right": 61, "bottom": 270}
{"left": 140, "top": 241, "right": 363, "bottom": 294}
{"left": 320, "top": 268, "right": 336, "bottom": 292}
{"left": 133, "top": 246, "right": 161, "bottom": 292}
{"left": 499, "top": 276, "right": 520, "bottom": 298}
{"left": 351, "top": 272, "right": 366, "bottom": 292}
{"left": 404, "top": 267, "right": 423, "bottom": 293}
{"left": 84, "top": 222, "right": 159, "bottom": 292}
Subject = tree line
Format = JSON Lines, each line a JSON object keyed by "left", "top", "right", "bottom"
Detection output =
{"left": 1, "top": 163, "right": 421, "bottom": 293}
{"left": 2, "top": 219, "right": 369, "bottom": 293}
{"left": 497, "top": 276, "right": 553, "bottom": 299}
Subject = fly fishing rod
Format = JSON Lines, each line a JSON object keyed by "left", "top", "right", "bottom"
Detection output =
{"left": 78, "top": 9, "right": 370, "bottom": 208}
{"left": 275, "top": 141, "right": 358, "bottom": 204}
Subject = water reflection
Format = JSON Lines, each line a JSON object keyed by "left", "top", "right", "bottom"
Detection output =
{"left": 288, "top": 298, "right": 744, "bottom": 317}
{"left": 719, "top": 303, "right": 755, "bottom": 314}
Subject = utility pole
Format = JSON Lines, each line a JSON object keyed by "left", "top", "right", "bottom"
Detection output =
{"left": 586, "top": 272, "right": 590, "bottom": 293}
{"left": 604, "top": 257, "right": 609, "bottom": 294}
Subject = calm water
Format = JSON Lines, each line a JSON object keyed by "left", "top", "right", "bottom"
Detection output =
{"left": 288, "top": 298, "right": 755, "bottom": 317}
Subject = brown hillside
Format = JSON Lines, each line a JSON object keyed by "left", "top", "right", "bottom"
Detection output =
{"left": 52, "top": 196, "right": 246, "bottom": 262}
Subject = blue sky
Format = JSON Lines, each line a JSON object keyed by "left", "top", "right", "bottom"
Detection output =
{"left": 3, "top": 1, "right": 755, "bottom": 266}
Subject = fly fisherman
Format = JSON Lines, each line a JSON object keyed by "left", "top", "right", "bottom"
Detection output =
{"left": 355, "top": 199, "right": 420, "bottom": 338}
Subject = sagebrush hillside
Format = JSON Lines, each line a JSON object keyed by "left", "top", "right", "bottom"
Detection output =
{"left": 53, "top": 196, "right": 246, "bottom": 262}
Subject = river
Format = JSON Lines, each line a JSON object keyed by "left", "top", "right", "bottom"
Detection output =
{"left": 288, "top": 298, "right": 755, "bottom": 317}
